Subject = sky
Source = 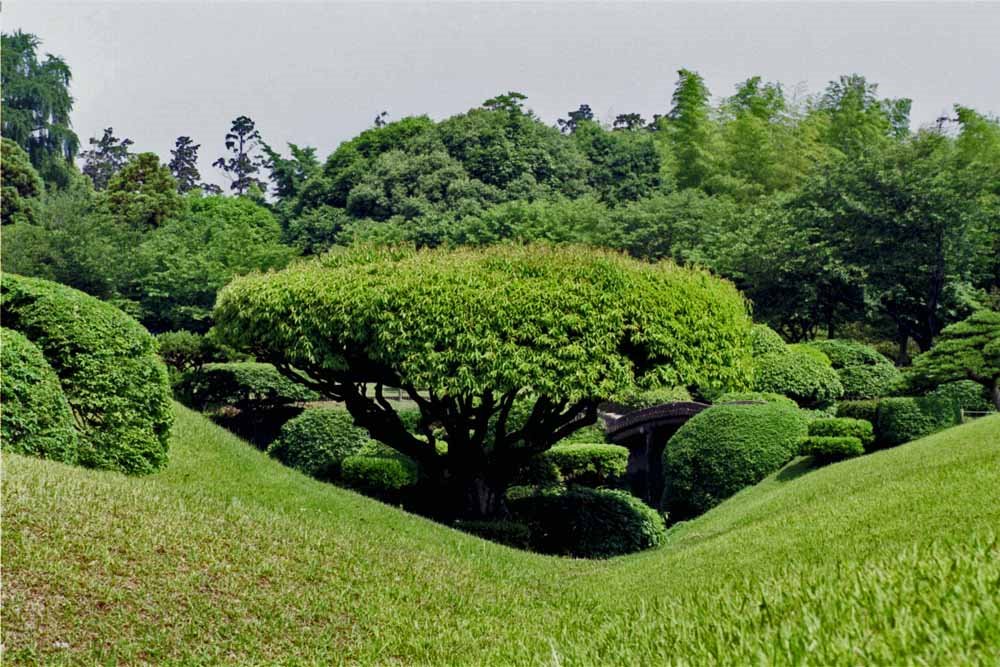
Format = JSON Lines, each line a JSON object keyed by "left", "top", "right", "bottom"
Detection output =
{"left": 7, "top": 1, "right": 1000, "bottom": 189}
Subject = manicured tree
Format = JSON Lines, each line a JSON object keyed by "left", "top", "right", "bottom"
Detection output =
{"left": 911, "top": 310, "right": 1000, "bottom": 410}
{"left": 215, "top": 245, "right": 753, "bottom": 519}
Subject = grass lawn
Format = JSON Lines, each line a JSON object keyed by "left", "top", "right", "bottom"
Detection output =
{"left": 4, "top": 405, "right": 999, "bottom": 665}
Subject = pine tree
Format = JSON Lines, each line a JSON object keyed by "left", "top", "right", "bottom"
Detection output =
{"left": 212, "top": 116, "right": 268, "bottom": 195}
{"left": 169, "top": 136, "right": 203, "bottom": 193}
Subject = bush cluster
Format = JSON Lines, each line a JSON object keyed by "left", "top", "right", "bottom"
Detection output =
{"left": 1, "top": 327, "right": 79, "bottom": 463}
{"left": 509, "top": 487, "right": 666, "bottom": 558}
{"left": 808, "top": 339, "right": 901, "bottom": 401}
{"left": 662, "top": 402, "right": 808, "bottom": 520}
{"left": 807, "top": 417, "right": 875, "bottom": 449}
{"left": 798, "top": 436, "right": 865, "bottom": 461}
{"left": 807, "top": 339, "right": 888, "bottom": 367}
{"left": 267, "top": 408, "right": 369, "bottom": 480}
{"left": 177, "top": 362, "right": 319, "bottom": 412}
{"left": 752, "top": 350, "right": 843, "bottom": 408}
{"left": 876, "top": 396, "right": 961, "bottom": 447}
{"left": 519, "top": 443, "right": 629, "bottom": 489}
{"left": 836, "top": 399, "right": 880, "bottom": 424}
{"left": 714, "top": 391, "right": 798, "bottom": 409}
{"left": 2, "top": 273, "right": 173, "bottom": 474}
{"left": 749, "top": 324, "right": 787, "bottom": 357}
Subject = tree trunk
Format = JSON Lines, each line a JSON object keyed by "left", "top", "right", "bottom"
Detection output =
{"left": 991, "top": 380, "right": 1000, "bottom": 412}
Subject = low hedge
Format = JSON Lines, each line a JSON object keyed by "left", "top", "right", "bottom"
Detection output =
{"left": 836, "top": 399, "right": 880, "bottom": 424}
{"left": 1, "top": 327, "right": 79, "bottom": 464}
{"left": 509, "top": 487, "right": 666, "bottom": 558}
{"left": 662, "top": 402, "right": 808, "bottom": 520}
{"left": 341, "top": 453, "right": 419, "bottom": 496}
{"left": 177, "top": 362, "right": 319, "bottom": 412}
{"left": 752, "top": 350, "right": 843, "bottom": 408}
{"left": 2, "top": 273, "right": 173, "bottom": 474}
{"left": 714, "top": 391, "right": 798, "bottom": 410}
{"left": 926, "top": 380, "right": 995, "bottom": 413}
{"left": 610, "top": 385, "right": 693, "bottom": 411}
{"left": 453, "top": 520, "right": 533, "bottom": 550}
{"left": 267, "top": 408, "right": 369, "bottom": 480}
{"left": 876, "top": 396, "right": 961, "bottom": 447}
{"left": 520, "top": 443, "right": 629, "bottom": 489}
{"left": 799, "top": 435, "right": 864, "bottom": 461}
{"left": 808, "top": 417, "right": 875, "bottom": 449}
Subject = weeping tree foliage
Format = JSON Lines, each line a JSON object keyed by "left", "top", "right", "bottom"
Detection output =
{"left": 1, "top": 31, "right": 79, "bottom": 186}
{"left": 215, "top": 245, "right": 753, "bottom": 519}
{"left": 911, "top": 309, "right": 1000, "bottom": 410}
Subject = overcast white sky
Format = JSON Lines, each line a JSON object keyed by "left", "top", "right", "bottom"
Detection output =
{"left": 7, "top": 1, "right": 1000, "bottom": 189}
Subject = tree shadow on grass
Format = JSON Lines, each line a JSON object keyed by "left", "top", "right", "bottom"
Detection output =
{"left": 775, "top": 456, "right": 821, "bottom": 483}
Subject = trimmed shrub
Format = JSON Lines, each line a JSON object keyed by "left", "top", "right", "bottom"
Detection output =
{"left": 521, "top": 443, "right": 629, "bottom": 489}
{"left": 341, "top": 454, "right": 419, "bottom": 497}
{"left": 662, "top": 402, "right": 808, "bottom": 520}
{"left": 752, "top": 350, "right": 843, "bottom": 408}
{"left": 808, "top": 417, "right": 875, "bottom": 449}
{"left": 177, "top": 362, "right": 319, "bottom": 412}
{"left": 789, "top": 343, "right": 833, "bottom": 367}
{"left": 876, "top": 396, "right": 961, "bottom": 447}
{"left": 808, "top": 339, "right": 890, "bottom": 368}
{"left": 1, "top": 328, "right": 79, "bottom": 463}
{"left": 750, "top": 324, "right": 786, "bottom": 357}
{"left": 509, "top": 487, "right": 666, "bottom": 558}
{"left": 267, "top": 408, "right": 369, "bottom": 480}
{"left": 454, "top": 520, "right": 532, "bottom": 549}
{"left": 554, "top": 423, "right": 607, "bottom": 446}
{"left": 926, "top": 380, "right": 995, "bottom": 413}
{"left": 799, "top": 435, "right": 864, "bottom": 461}
{"left": 611, "top": 385, "right": 693, "bottom": 411}
{"left": 838, "top": 363, "right": 902, "bottom": 400}
{"left": 2, "top": 274, "right": 173, "bottom": 474}
{"left": 714, "top": 391, "right": 798, "bottom": 410}
{"left": 836, "top": 399, "right": 880, "bottom": 425}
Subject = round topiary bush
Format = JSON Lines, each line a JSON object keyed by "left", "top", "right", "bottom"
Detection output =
{"left": 340, "top": 453, "right": 419, "bottom": 497}
{"left": 750, "top": 324, "right": 787, "bottom": 357}
{"left": 2, "top": 273, "right": 173, "bottom": 474}
{"left": 836, "top": 399, "right": 880, "bottom": 425}
{"left": 267, "top": 408, "right": 369, "bottom": 480}
{"left": 662, "top": 402, "right": 808, "bottom": 520}
{"left": 837, "top": 363, "right": 902, "bottom": 401}
{"left": 807, "top": 339, "right": 889, "bottom": 368}
{"left": 926, "top": 380, "right": 995, "bottom": 413}
{"left": 752, "top": 350, "right": 843, "bottom": 408}
{"left": 1, "top": 327, "right": 79, "bottom": 463}
{"left": 509, "top": 487, "right": 666, "bottom": 558}
{"left": 875, "top": 396, "right": 961, "bottom": 448}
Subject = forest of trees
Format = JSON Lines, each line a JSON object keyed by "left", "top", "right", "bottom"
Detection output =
{"left": 3, "top": 30, "right": 999, "bottom": 362}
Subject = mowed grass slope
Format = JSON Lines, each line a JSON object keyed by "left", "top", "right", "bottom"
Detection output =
{"left": 4, "top": 405, "right": 999, "bottom": 665}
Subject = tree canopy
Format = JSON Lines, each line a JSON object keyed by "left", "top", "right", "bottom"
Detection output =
{"left": 911, "top": 309, "right": 1000, "bottom": 410}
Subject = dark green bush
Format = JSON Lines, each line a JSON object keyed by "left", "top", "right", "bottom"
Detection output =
{"left": 156, "top": 330, "right": 239, "bottom": 374}
{"left": 341, "top": 453, "right": 419, "bottom": 495}
{"left": 752, "top": 350, "right": 843, "bottom": 408}
{"left": 926, "top": 380, "right": 995, "bottom": 413}
{"left": 267, "top": 408, "right": 369, "bottom": 480}
{"left": 1, "top": 327, "right": 79, "bottom": 463}
{"left": 788, "top": 343, "right": 833, "bottom": 366}
{"left": 453, "top": 520, "right": 532, "bottom": 549}
{"left": 750, "top": 324, "right": 786, "bottom": 357}
{"left": 509, "top": 487, "right": 666, "bottom": 558}
{"left": 2, "top": 273, "right": 173, "bottom": 474}
{"left": 807, "top": 339, "right": 890, "bottom": 368}
{"left": 808, "top": 417, "right": 875, "bottom": 449}
{"left": 836, "top": 399, "right": 880, "bottom": 424}
{"left": 837, "top": 363, "right": 902, "bottom": 400}
{"left": 714, "top": 391, "right": 798, "bottom": 409}
{"left": 520, "top": 443, "right": 630, "bottom": 489}
{"left": 876, "top": 396, "right": 961, "bottom": 447}
{"left": 798, "top": 435, "right": 864, "bottom": 461}
{"left": 177, "top": 362, "right": 319, "bottom": 412}
{"left": 662, "top": 402, "right": 808, "bottom": 520}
